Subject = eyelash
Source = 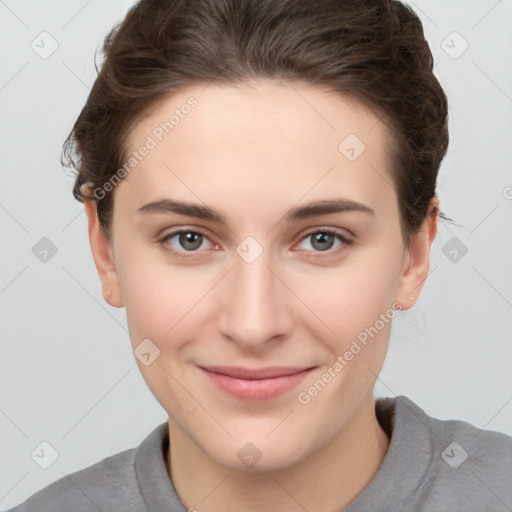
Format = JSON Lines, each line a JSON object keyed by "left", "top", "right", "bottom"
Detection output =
{"left": 159, "top": 228, "right": 353, "bottom": 260}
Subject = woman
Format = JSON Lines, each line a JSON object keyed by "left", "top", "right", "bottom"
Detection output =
{"left": 9, "top": 0, "right": 512, "bottom": 510}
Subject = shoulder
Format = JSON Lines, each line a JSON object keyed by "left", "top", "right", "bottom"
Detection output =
{"left": 424, "top": 400, "right": 512, "bottom": 471}
{"left": 6, "top": 447, "right": 144, "bottom": 512}
{"left": 399, "top": 396, "right": 512, "bottom": 509}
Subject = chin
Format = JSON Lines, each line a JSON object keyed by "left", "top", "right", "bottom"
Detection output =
{"left": 200, "top": 432, "right": 313, "bottom": 473}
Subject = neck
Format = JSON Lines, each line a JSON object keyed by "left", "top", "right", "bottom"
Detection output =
{"left": 166, "top": 392, "right": 390, "bottom": 512}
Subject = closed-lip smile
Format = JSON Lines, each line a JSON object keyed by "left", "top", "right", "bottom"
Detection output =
{"left": 198, "top": 365, "right": 316, "bottom": 400}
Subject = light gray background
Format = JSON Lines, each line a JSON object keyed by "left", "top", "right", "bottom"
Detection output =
{"left": 1, "top": 0, "right": 511, "bottom": 509}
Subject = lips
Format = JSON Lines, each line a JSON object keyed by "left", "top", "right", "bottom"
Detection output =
{"left": 201, "top": 365, "right": 311, "bottom": 379}
{"left": 198, "top": 365, "right": 315, "bottom": 401}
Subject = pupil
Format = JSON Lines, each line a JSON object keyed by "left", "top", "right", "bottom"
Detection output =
{"left": 180, "top": 232, "right": 202, "bottom": 250}
{"left": 313, "top": 232, "right": 333, "bottom": 251}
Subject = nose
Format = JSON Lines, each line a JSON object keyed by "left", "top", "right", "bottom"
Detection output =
{"left": 217, "top": 247, "right": 295, "bottom": 352}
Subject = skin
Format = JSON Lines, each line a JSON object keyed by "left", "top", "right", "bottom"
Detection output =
{"left": 84, "top": 80, "right": 438, "bottom": 512}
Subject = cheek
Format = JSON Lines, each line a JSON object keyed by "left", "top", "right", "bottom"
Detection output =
{"left": 117, "top": 249, "right": 222, "bottom": 361}
{"left": 295, "top": 260, "right": 400, "bottom": 342}
{"left": 115, "top": 248, "right": 192, "bottom": 345}
{"left": 116, "top": 255, "right": 209, "bottom": 410}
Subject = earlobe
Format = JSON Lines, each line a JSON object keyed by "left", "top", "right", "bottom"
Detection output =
{"left": 394, "top": 198, "right": 439, "bottom": 310}
{"left": 84, "top": 201, "right": 124, "bottom": 308}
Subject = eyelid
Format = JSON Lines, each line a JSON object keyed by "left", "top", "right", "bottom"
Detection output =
{"left": 299, "top": 225, "right": 353, "bottom": 241}
{"left": 159, "top": 225, "right": 215, "bottom": 243}
{"left": 158, "top": 226, "right": 219, "bottom": 258}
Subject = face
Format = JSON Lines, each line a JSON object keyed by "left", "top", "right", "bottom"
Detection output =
{"left": 86, "top": 80, "right": 436, "bottom": 471}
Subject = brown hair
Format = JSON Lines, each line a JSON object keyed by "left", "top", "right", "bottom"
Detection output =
{"left": 62, "top": 0, "right": 451, "bottom": 245}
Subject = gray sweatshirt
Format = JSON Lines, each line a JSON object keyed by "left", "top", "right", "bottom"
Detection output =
{"left": 5, "top": 395, "right": 512, "bottom": 511}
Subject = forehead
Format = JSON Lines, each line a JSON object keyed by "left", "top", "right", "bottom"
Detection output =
{"left": 119, "top": 80, "right": 397, "bottom": 223}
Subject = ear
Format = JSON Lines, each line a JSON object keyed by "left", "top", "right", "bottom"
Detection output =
{"left": 84, "top": 201, "right": 124, "bottom": 308}
{"left": 394, "top": 197, "right": 439, "bottom": 310}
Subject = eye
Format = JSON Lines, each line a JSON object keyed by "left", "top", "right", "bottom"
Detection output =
{"left": 296, "top": 228, "right": 352, "bottom": 255}
{"left": 159, "top": 227, "right": 352, "bottom": 260}
{"left": 160, "top": 229, "right": 217, "bottom": 259}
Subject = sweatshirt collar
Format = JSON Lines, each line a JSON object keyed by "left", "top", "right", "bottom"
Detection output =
{"left": 134, "top": 395, "right": 436, "bottom": 512}
{"left": 344, "top": 395, "right": 437, "bottom": 511}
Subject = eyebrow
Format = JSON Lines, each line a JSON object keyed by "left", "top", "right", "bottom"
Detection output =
{"left": 136, "top": 198, "right": 375, "bottom": 223}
